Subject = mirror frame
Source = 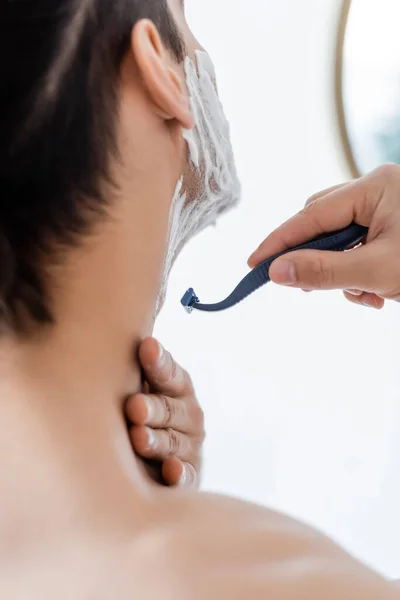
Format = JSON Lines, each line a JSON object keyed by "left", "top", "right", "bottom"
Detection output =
{"left": 335, "top": 0, "right": 360, "bottom": 177}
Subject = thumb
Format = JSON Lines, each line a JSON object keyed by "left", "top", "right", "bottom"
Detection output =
{"left": 269, "top": 243, "right": 385, "bottom": 292}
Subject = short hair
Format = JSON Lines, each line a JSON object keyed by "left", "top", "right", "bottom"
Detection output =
{"left": 0, "top": 0, "right": 185, "bottom": 332}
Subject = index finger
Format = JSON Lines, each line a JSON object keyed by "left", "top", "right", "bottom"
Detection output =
{"left": 305, "top": 182, "right": 348, "bottom": 206}
{"left": 247, "top": 178, "right": 373, "bottom": 268}
{"left": 139, "top": 337, "right": 193, "bottom": 397}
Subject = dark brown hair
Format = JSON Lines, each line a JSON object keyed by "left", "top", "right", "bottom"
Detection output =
{"left": 0, "top": 0, "right": 184, "bottom": 331}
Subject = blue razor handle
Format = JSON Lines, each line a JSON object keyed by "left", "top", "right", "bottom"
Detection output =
{"left": 181, "top": 223, "right": 368, "bottom": 313}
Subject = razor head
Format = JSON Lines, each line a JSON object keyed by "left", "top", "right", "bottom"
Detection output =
{"left": 181, "top": 288, "right": 199, "bottom": 314}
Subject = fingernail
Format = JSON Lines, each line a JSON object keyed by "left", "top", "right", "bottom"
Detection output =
{"left": 269, "top": 260, "right": 296, "bottom": 285}
{"left": 146, "top": 428, "right": 156, "bottom": 449}
{"left": 144, "top": 396, "right": 154, "bottom": 423}
{"left": 179, "top": 465, "right": 188, "bottom": 487}
{"left": 157, "top": 342, "right": 165, "bottom": 365}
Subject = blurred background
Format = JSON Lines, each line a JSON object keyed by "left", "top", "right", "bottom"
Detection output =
{"left": 155, "top": 0, "right": 400, "bottom": 577}
{"left": 341, "top": 0, "right": 400, "bottom": 173}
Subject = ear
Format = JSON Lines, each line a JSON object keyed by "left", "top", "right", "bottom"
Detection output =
{"left": 132, "top": 19, "right": 194, "bottom": 130}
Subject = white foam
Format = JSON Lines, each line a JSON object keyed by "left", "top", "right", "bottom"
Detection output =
{"left": 156, "top": 51, "right": 241, "bottom": 313}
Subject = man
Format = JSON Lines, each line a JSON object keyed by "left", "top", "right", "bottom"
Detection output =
{"left": 0, "top": 1, "right": 397, "bottom": 597}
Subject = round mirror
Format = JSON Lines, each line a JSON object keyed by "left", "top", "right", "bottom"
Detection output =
{"left": 337, "top": 0, "right": 400, "bottom": 176}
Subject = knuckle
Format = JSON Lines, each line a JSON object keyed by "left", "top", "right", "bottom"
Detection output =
{"left": 370, "top": 164, "right": 400, "bottom": 217}
{"left": 298, "top": 202, "right": 325, "bottom": 233}
{"left": 305, "top": 194, "right": 319, "bottom": 207}
{"left": 168, "top": 429, "right": 180, "bottom": 456}
{"left": 160, "top": 395, "right": 174, "bottom": 427}
{"left": 374, "top": 163, "right": 400, "bottom": 183}
{"left": 299, "top": 201, "right": 316, "bottom": 216}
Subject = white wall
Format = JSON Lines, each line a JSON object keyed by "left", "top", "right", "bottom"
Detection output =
{"left": 155, "top": 0, "right": 400, "bottom": 578}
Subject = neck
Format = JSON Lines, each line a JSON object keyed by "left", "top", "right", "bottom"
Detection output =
{"left": 0, "top": 170, "right": 178, "bottom": 544}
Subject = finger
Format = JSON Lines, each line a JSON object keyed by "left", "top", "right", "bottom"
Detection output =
{"left": 248, "top": 177, "right": 377, "bottom": 267}
{"left": 268, "top": 240, "right": 387, "bottom": 291}
{"left": 162, "top": 457, "right": 198, "bottom": 489}
{"left": 305, "top": 181, "right": 353, "bottom": 206}
{"left": 139, "top": 337, "right": 193, "bottom": 397}
{"left": 130, "top": 426, "right": 195, "bottom": 462}
{"left": 162, "top": 456, "right": 184, "bottom": 487}
{"left": 344, "top": 289, "right": 363, "bottom": 296}
{"left": 343, "top": 291, "right": 385, "bottom": 309}
{"left": 305, "top": 182, "right": 349, "bottom": 206}
{"left": 126, "top": 393, "right": 197, "bottom": 433}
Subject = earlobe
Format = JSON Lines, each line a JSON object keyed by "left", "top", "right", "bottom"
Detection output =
{"left": 132, "top": 19, "right": 194, "bottom": 129}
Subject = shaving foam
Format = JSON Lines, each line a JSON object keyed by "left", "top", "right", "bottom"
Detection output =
{"left": 156, "top": 51, "right": 241, "bottom": 313}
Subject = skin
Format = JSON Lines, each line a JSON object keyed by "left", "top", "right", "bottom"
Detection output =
{"left": 128, "top": 336, "right": 204, "bottom": 488}
{"left": 0, "top": 1, "right": 398, "bottom": 597}
{"left": 248, "top": 164, "right": 400, "bottom": 308}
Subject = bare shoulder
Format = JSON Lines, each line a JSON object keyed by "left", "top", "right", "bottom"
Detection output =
{"left": 133, "top": 492, "right": 399, "bottom": 600}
